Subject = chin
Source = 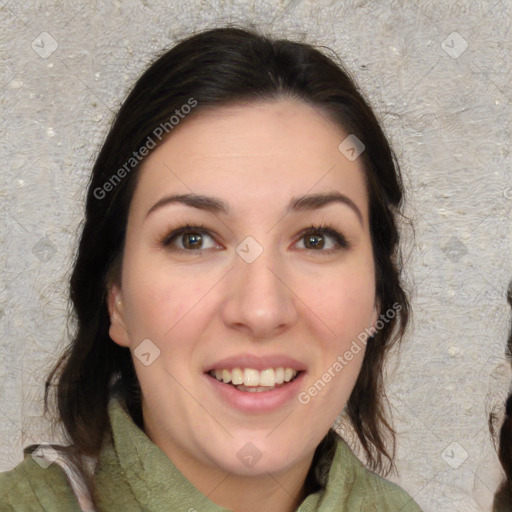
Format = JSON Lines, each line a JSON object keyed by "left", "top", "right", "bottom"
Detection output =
{"left": 203, "top": 435, "right": 304, "bottom": 476}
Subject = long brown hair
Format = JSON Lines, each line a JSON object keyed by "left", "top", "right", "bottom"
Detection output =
{"left": 490, "top": 280, "right": 512, "bottom": 510}
{"left": 42, "top": 25, "right": 411, "bottom": 506}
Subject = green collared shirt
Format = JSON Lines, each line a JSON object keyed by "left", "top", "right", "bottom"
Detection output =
{"left": 0, "top": 395, "right": 423, "bottom": 511}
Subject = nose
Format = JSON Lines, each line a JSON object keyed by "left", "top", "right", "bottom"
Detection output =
{"left": 220, "top": 238, "right": 299, "bottom": 339}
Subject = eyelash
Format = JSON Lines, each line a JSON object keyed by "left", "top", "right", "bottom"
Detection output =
{"left": 159, "top": 222, "right": 350, "bottom": 255}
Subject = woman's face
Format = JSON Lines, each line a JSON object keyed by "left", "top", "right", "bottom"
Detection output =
{"left": 108, "top": 98, "right": 379, "bottom": 480}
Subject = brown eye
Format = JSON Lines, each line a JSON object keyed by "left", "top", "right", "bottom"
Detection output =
{"left": 159, "top": 222, "right": 349, "bottom": 255}
{"left": 181, "top": 231, "right": 204, "bottom": 249}
{"left": 296, "top": 225, "right": 349, "bottom": 253}
{"left": 304, "top": 233, "right": 326, "bottom": 250}
{"left": 160, "top": 224, "right": 220, "bottom": 253}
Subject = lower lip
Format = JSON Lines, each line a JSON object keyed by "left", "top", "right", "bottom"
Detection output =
{"left": 204, "top": 371, "right": 306, "bottom": 413}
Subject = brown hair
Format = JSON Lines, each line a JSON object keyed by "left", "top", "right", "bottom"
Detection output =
{"left": 42, "top": 25, "right": 411, "bottom": 506}
{"left": 490, "top": 280, "right": 512, "bottom": 510}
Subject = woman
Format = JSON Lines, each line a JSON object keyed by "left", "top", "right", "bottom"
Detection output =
{"left": 0, "top": 26, "right": 423, "bottom": 511}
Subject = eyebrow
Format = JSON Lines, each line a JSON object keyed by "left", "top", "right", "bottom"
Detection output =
{"left": 145, "top": 191, "right": 363, "bottom": 225}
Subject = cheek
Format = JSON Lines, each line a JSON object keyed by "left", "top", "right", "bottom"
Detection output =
{"left": 121, "top": 253, "right": 216, "bottom": 362}
{"left": 121, "top": 252, "right": 188, "bottom": 339}
{"left": 308, "top": 265, "right": 376, "bottom": 338}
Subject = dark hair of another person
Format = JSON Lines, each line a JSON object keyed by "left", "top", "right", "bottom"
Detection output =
{"left": 490, "top": 281, "right": 512, "bottom": 511}
{"left": 41, "top": 25, "right": 411, "bottom": 506}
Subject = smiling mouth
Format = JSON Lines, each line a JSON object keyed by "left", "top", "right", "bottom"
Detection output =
{"left": 207, "top": 368, "right": 303, "bottom": 393}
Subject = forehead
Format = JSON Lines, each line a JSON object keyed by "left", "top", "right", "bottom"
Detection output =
{"left": 131, "top": 98, "right": 369, "bottom": 222}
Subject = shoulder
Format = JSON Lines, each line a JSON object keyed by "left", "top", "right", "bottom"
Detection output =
{"left": 0, "top": 444, "right": 81, "bottom": 512}
{"left": 359, "top": 470, "right": 423, "bottom": 511}
{"left": 335, "top": 439, "right": 423, "bottom": 511}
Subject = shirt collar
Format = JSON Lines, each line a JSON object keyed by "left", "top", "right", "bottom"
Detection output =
{"left": 94, "top": 394, "right": 363, "bottom": 512}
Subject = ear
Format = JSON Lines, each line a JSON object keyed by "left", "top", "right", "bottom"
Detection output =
{"left": 106, "top": 283, "right": 130, "bottom": 348}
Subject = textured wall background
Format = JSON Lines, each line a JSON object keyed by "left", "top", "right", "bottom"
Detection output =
{"left": 1, "top": 1, "right": 511, "bottom": 511}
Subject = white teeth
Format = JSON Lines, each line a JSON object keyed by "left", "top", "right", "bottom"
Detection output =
{"left": 284, "top": 368, "right": 295, "bottom": 382}
{"left": 243, "top": 368, "right": 260, "bottom": 386}
{"left": 232, "top": 368, "right": 243, "bottom": 385}
{"left": 209, "top": 367, "right": 299, "bottom": 387}
{"left": 259, "top": 369, "right": 274, "bottom": 386}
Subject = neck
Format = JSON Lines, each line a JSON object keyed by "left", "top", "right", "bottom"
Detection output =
{"left": 206, "top": 467, "right": 310, "bottom": 512}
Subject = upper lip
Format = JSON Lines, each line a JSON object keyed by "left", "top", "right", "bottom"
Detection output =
{"left": 204, "top": 354, "right": 306, "bottom": 372}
